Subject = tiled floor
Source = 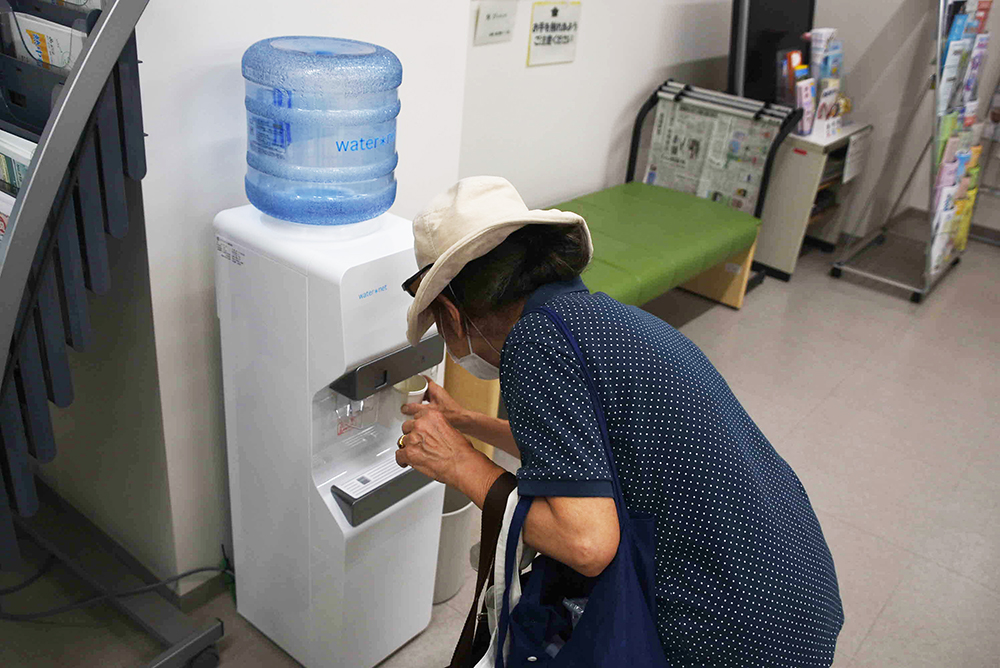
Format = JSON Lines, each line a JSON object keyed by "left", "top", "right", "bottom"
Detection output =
{"left": 2, "top": 236, "right": 999, "bottom": 667}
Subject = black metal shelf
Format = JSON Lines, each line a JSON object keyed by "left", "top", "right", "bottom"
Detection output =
{"left": 0, "top": 2, "right": 222, "bottom": 665}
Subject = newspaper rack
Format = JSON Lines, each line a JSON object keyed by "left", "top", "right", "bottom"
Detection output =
{"left": 628, "top": 80, "right": 802, "bottom": 220}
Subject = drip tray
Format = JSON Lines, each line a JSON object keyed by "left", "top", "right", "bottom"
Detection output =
{"left": 330, "top": 461, "right": 433, "bottom": 527}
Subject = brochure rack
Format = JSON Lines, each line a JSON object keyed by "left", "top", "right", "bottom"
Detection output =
{"left": 0, "top": 1, "right": 223, "bottom": 666}
{"left": 832, "top": 0, "right": 988, "bottom": 303}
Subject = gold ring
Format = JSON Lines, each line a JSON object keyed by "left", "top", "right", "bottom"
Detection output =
{"left": 397, "top": 434, "right": 406, "bottom": 449}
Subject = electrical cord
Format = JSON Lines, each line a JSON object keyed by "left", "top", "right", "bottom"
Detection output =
{"left": 0, "top": 565, "right": 235, "bottom": 622}
{"left": 0, "top": 554, "right": 56, "bottom": 595}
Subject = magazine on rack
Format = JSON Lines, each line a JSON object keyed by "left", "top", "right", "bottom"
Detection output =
{"left": 975, "top": 1, "right": 993, "bottom": 30}
{"left": 0, "top": 128, "right": 37, "bottom": 192}
{"left": 7, "top": 12, "right": 87, "bottom": 73}
{"left": 0, "top": 188, "right": 14, "bottom": 240}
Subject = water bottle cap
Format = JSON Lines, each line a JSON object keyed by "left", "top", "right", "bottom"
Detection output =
{"left": 242, "top": 36, "right": 402, "bottom": 94}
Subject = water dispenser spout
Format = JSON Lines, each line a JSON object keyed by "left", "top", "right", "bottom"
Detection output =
{"left": 328, "top": 335, "right": 443, "bottom": 401}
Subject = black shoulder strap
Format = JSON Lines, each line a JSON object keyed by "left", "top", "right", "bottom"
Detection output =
{"left": 448, "top": 471, "right": 518, "bottom": 668}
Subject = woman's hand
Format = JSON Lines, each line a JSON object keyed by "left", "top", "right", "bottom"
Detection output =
{"left": 396, "top": 406, "right": 504, "bottom": 507}
{"left": 401, "top": 376, "right": 468, "bottom": 428}
{"left": 402, "top": 375, "right": 522, "bottom": 459}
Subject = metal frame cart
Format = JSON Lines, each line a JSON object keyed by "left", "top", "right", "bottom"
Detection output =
{"left": 832, "top": 0, "right": 988, "bottom": 303}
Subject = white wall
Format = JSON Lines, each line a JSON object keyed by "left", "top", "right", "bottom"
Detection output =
{"left": 134, "top": 0, "right": 471, "bottom": 594}
{"left": 459, "top": 0, "right": 732, "bottom": 208}
{"left": 460, "top": 0, "right": 998, "bottom": 235}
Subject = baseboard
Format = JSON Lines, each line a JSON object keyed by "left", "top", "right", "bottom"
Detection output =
{"left": 802, "top": 235, "right": 837, "bottom": 253}
{"left": 178, "top": 572, "right": 230, "bottom": 613}
{"left": 745, "top": 268, "right": 767, "bottom": 293}
{"left": 18, "top": 480, "right": 224, "bottom": 661}
{"left": 751, "top": 261, "right": 791, "bottom": 282}
{"left": 33, "top": 480, "right": 183, "bottom": 606}
{"left": 969, "top": 224, "right": 1000, "bottom": 246}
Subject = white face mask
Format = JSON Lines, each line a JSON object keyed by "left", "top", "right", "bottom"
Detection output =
{"left": 448, "top": 317, "right": 500, "bottom": 381}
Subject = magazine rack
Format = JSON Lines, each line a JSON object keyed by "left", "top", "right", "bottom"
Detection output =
{"left": 0, "top": 1, "right": 223, "bottom": 666}
{"left": 832, "top": 0, "right": 988, "bottom": 303}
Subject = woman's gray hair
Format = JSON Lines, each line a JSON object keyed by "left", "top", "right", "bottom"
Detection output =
{"left": 447, "top": 224, "right": 589, "bottom": 318}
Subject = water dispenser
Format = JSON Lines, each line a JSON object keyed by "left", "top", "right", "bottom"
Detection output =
{"left": 215, "top": 36, "right": 446, "bottom": 668}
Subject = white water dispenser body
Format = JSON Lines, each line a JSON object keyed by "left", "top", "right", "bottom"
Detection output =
{"left": 214, "top": 205, "right": 445, "bottom": 668}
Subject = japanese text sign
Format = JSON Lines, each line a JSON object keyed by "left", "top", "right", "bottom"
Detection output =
{"left": 527, "top": 2, "right": 581, "bottom": 66}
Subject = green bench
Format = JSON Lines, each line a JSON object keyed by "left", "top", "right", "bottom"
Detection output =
{"left": 550, "top": 80, "right": 802, "bottom": 309}
{"left": 555, "top": 182, "right": 762, "bottom": 309}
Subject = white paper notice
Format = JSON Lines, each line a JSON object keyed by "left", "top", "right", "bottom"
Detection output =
{"left": 843, "top": 127, "right": 872, "bottom": 183}
{"left": 527, "top": 2, "right": 581, "bottom": 67}
{"left": 475, "top": 2, "right": 517, "bottom": 46}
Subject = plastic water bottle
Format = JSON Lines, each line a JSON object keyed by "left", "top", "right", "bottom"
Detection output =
{"left": 563, "top": 597, "right": 587, "bottom": 627}
{"left": 241, "top": 36, "right": 402, "bottom": 225}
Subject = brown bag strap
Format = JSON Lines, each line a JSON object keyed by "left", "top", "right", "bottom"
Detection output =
{"left": 448, "top": 471, "right": 518, "bottom": 668}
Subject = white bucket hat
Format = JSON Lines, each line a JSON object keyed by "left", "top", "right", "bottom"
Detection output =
{"left": 405, "top": 176, "right": 592, "bottom": 346}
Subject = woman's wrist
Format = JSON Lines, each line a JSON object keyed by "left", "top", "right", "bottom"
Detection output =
{"left": 455, "top": 448, "right": 505, "bottom": 509}
{"left": 449, "top": 406, "right": 475, "bottom": 432}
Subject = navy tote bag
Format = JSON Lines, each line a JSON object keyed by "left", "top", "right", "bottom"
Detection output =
{"left": 494, "top": 306, "right": 670, "bottom": 668}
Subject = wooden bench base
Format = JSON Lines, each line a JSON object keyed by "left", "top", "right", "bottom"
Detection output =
{"left": 680, "top": 234, "right": 759, "bottom": 310}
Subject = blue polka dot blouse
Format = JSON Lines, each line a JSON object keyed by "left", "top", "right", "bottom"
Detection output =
{"left": 499, "top": 277, "right": 844, "bottom": 666}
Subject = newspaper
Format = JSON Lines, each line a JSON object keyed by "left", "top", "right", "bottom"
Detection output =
{"left": 645, "top": 101, "right": 713, "bottom": 195}
{"left": 644, "top": 98, "right": 780, "bottom": 214}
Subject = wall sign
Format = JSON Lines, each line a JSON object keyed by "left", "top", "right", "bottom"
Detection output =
{"left": 527, "top": 1, "right": 581, "bottom": 67}
{"left": 474, "top": 2, "right": 517, "bottom": 46}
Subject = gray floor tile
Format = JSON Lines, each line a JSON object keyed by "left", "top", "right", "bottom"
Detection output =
{"left": 850, "top": 558, "right": 1000, "bottom": 668}
{"left": 815, "top": 511, "right": 915, "bottom": 660}
{"left": 375, "top": 602, "right": 465, "bottom": 668}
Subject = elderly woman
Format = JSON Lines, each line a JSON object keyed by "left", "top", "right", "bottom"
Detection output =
{"left": 397, "top": 177, "right": 843, "bottom": 666}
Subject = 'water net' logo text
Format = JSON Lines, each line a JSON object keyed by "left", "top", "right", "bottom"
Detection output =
{"left": 358, "top": 285, "right": 388, "bottom": 300}
{"left": 336, "top": 132, "right": 395, "bottom": 153}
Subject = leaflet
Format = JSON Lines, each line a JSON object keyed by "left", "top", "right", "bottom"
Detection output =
{"left": 940, "top": 39, "right": 969, "bottom": 116}
{"left": 11, "top": 12, "right": 87, "bottom": 73}
{"left": 962, "top": 33, "right": 990, "bottom": 103}
{"left": 0, "top": 189, "right": 13, "bottom": 241}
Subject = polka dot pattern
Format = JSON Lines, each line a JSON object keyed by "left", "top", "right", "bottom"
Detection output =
{"left": 499, "top": 282, "right": 844, "bottom": 666}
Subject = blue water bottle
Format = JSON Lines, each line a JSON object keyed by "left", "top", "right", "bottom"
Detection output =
{"left": 242, "top": 36, "right": 402, "bottom": 225}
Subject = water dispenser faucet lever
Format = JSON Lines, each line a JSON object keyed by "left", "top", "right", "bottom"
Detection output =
{"left": 328, "top": 335, "right": 444, "bottom": 401}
